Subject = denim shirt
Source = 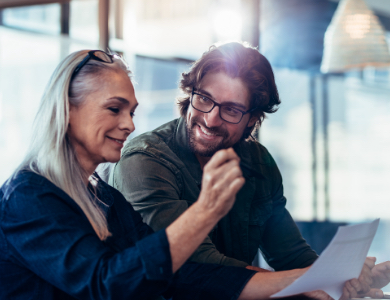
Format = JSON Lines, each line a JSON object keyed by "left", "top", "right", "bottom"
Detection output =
{"left": 110, "top": 117, "right": 318, "bottom": 270}
{"left": 0, "top": 171, "right": 255, "bottom": 300}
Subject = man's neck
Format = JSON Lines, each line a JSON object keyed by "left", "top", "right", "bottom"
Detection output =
{"left": 195, "top": 153, "right": 212, "bottom": 170}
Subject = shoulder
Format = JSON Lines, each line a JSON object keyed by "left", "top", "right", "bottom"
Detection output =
{"left": 1, "top": 171, "right": 66, "bottom": 200}
{"left": 1, "top": 171, "right": 80, "bottom": 217}
{"left": 239, "top": 139, "right": 277, "bottom": 166}
{"left": 121, "top": 119, "right": 179, "bottom": 158}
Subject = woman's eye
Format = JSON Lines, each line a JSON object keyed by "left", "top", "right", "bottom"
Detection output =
{"left": 108, "top": 107, "right": 119, "bottom": 113}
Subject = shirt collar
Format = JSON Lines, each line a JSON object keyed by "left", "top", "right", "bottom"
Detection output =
{"left": 172, "top": 117, "right": 203, "bottom": 185}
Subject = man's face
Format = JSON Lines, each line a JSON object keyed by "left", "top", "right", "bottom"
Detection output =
{"left": 186, "top": 71, "right": 256, "bottom": 157}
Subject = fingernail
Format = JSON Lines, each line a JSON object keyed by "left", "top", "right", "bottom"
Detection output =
{"left": 376, "top": 291, "right": 381, "bottom": 298}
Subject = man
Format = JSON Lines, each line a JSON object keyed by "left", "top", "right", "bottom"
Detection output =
{"left": 109, "top": 41, "right": 317, "bottom": 271}
{"left": 109, "top": 42, "right": 380, "bottom": 296}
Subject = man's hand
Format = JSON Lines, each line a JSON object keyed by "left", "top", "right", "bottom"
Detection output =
{"left": 340, "top": 257, "right": 375, "bottom": 299}
{"left": 371, "top": 261, "right": 390, "bottom": 289}
{"left": 356, "top": 261, "right": 390, "bottom": 299}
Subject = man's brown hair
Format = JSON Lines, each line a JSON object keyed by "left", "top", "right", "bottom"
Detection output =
{"left": 177, "top": 41, "right": 281, "bottom": 139}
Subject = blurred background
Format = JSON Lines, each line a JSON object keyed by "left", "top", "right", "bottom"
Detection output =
{"left": 0, "top": 0, "right": 389, "bottom": 283}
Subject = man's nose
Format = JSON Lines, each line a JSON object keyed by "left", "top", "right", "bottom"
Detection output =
{"left": 204, "top": 105, "right": 223, "bottom": 128}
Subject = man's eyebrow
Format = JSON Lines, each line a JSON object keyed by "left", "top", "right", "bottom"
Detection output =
{"left": 197, "top": 89, "right": 213, "bottom": 98}
{"left": 197, "top": 89, "right": 247, "bottom": 110}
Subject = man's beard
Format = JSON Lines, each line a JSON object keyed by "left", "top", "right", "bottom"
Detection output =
{"left": 186, "top": 116, "right": 230, "bottom": 157}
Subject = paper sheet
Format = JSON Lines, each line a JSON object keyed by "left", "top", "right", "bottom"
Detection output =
{"left": 272, "top": 219, "right": 380, "bottom": 300}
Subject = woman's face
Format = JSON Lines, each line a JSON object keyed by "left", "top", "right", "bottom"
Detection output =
{"left": 68, "top": 69, "right": 138, "bottom": 174}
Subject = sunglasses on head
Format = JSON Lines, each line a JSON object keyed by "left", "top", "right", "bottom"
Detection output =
{"left": 71, "top": 50, "right": 116, "bottom": 81}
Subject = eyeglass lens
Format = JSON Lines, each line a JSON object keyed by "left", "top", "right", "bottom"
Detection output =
{"left": 192, "top": 94, "right": 243, "bottom": 123}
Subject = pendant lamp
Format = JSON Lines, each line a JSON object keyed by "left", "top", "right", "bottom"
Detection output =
{"left": 321, "top": 0, "right": 390, "bottom": 73}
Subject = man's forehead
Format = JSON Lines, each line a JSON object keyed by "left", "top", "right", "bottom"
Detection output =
{"left": 198, "top": 71, "right": 251, "bottom": 108}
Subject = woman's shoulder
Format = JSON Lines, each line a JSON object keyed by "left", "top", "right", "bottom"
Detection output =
{"left": 1, "top": 170, "right": 61, "bottom": 199}
{"left": 0, "top": 170, "right": 77, "bottom": 216}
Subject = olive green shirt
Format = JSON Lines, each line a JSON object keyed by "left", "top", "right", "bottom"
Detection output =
{"left": 110, "top": 117, "right": 318, "bottom": 270}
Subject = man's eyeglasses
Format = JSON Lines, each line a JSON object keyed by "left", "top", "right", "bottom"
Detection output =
{"left": 71, "top": 50, "right": 115, "bottom": 81}
{"left": 190, "top": 88, "right": 257, "bottom": 124}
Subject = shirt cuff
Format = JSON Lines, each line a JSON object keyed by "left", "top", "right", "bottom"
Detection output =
{"left": 136, "top": 229, "right": 173, "bottom": 281}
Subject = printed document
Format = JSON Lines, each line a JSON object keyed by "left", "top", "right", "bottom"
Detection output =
{"left": 272, "top": 219, "right": 380, "bottom": 299}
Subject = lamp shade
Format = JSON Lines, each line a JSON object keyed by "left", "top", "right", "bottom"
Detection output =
{"left": 321, "top": 0, "right": 390, "bottom": 73}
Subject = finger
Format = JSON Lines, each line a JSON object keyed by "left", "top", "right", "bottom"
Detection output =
{"left": 365, "top": 256, "right": 377, "bottom": 269}
{"left": 359, "top": 265, "right": 373, "bottom": 286}
{"left": 214, "top": 176, "right": 245, "bottom": 205}
{"left": 305, "top": 290, "right": 334, "bottom": 300}
{"left": 204, "top": 148, "right": 239, "bottom": 170}
{"left": 202, "top": 158, "right": 240, "bottom": 190}
{"left": 340, "top": 285, "right": 350, "bottom": 300}
{"left": 228, "top": 177, "right": 245, "bottom": 195}
{"left": 374, "top": 261, "right": 390, "bottom": 273}
{"left": 345, "top": 280, "right": 358, "bottom": 298}
{"left": 364, "top": 288, "right": 384, "bottom": 299}
{"left": 351, "top": 277, "right": 367, "bottom": 294}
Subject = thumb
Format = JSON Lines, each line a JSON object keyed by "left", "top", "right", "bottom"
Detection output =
{"left": 364, "top": 288, "right": 384, "bottom": 299}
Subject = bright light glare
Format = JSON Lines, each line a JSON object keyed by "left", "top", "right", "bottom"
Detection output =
{"left": 345, "top": 14, "right": 371, "bottom": 39}
{"left": 213, "top": 9, "right": 242, "bottom": 40}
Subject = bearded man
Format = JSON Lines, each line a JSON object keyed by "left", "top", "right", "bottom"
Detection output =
{"left": 109, "top": 41, "right": 321, "bottom": 271}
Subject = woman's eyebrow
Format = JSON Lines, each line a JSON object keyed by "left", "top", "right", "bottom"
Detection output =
{"left": 107, "top": 97, "right": 129, "bottom": 104}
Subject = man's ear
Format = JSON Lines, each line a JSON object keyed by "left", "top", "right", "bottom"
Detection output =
{"left": 247, "top": 115, "right": 257, "bottom": 127}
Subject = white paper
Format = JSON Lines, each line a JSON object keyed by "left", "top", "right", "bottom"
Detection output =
{"left": 272, "top": 219, "right": 380, "bottom": 300}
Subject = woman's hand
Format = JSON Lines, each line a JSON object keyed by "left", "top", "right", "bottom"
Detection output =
{"left": 166, "top": 148, "right": 245, "bottom": 273}
{"left": 197, "top": 148, "right": 245, "bottom": 218}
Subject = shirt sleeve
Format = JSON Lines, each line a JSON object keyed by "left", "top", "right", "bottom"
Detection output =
{"left": 111, "top": 152, "right": 249, "bottom": 268}
{"left": 167, "top": 262, "right": 256, "bottom": 300}
{"left": 1, "top": 184, "right": 173, "bottom": 300}
{"left": 259, "top": 183, "right": 318, "bottom": 271}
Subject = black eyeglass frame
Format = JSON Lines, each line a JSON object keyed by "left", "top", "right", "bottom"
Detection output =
{"left": 190, "top": 87, "right": 258, "bottom": 124}
{"left": 71, "top": 50, "right": 115, "bottom": 81}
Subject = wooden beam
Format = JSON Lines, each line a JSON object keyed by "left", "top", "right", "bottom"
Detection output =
{"left": 98, "top": 0, "right": 109, "bottom": 51}
{"left": 60, "top": 1, "right": 70, "bottom": 35}
{"left": 0, "top": 0, "right": 69, "bottom": 9}
{"left": 241, "top": 0, "right": 260, "bottom": 48}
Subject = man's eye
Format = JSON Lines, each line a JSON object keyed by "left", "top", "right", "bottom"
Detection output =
{"left": 108, "top": 107, "right": 119, "bottom": 113}
{"left": 199, "top": 95, "right": 211, "bottom": 103}
{"left": 223, "top": 106, "right": 240, "bottom": 116}
{"left": 130, "top": 112, "right": 136, "bottom": 118}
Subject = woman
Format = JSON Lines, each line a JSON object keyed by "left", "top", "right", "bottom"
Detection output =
{"left": 0, "top": 50, "right": 343, "bottom": 300}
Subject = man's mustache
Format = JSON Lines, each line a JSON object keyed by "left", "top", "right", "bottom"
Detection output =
{"left": 190, "top": 117, "right": 228, "bottom": 138}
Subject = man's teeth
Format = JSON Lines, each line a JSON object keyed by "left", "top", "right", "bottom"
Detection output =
{"left": 114, "top": 139, "right": 124, "bottom": 144}
{"left": 199, "top": 125, "right": 216, "bottom": 136}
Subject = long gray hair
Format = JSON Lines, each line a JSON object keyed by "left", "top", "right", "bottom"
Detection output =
{"left": 15, "top": 50, "right": 131, "bottom": 240}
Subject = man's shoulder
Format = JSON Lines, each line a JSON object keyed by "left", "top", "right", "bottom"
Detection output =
{"left": 122, "top": 119, "right": 179, "bottom": 157}
{"left": 239, "top": 138, "right": 275, "bottom": 166}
